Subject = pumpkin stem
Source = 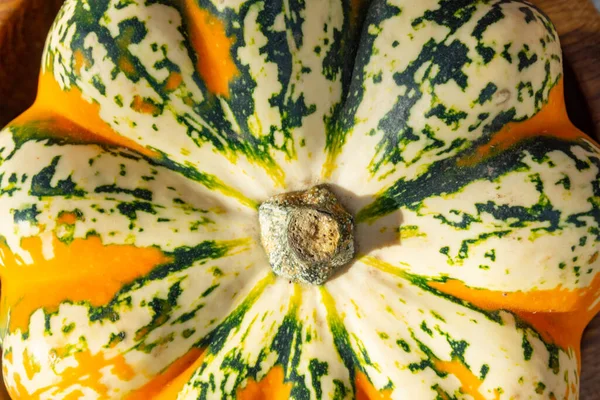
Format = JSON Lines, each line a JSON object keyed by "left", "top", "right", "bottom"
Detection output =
{"left": 258, "top": 185, "right": 355, "bottom": 285}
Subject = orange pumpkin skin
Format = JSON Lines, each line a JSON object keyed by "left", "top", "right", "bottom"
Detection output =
{"left": 0, "top": 0, "right": 599, "bottom": 399}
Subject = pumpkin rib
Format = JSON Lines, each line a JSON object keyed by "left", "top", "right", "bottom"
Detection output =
{"left": 352, "top": 126, "right": 600, "bottom": 295}
{"left": 323, "top": 0, "right": 564, "bottom": 183}
{"left": 0, "top": 129, "right": 264, "bottom": 397}
{"left": 321, "top": 259, "right": 579, "bottom": 399}
{"left": 35, "top": 0, "right": 312, "bottom": 192}
{"left": 32, "top": 0, "right": 291, "bottom": 194}
{"left": 4, "top": 113, "right": 260, "bottom": 210}
{"left": 350, "top": 73, "right": 600, "bottom": 296}
{"left": 361, "top": 252, "right": 590, "bottom": 363}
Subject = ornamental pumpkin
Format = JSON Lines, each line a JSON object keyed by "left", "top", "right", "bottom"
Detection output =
{"left": 0, "top": 0, "right": 599, "bottom": 398}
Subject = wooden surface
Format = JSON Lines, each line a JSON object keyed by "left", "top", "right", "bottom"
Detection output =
{"left": 0, "top": 0, "right": 64, "bottom": 126}
{"left": 533, "top": 0, "right": 600, "bottom": 139}
{"left": 0, "top": 0, "right": 599, "bottom": 399}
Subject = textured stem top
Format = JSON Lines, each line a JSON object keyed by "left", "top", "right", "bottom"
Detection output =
{"left": 258, "top": 185, "right": 355, "bottom": 285}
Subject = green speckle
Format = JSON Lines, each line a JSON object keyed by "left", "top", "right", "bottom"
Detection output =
{"left": 476, "top": 43, "right": 495, "bottom": 64}
{"left": 480, "top": 364, "right": 490, "bottom": 379}
{"left": 13, "top": 204, "right": 40, "bottom": 224}
{"left": 201, "top": 284, "right": 219, "bottom": 298}
{"left": 115, "top": 0, "right": 136, "bottom": 9}
{"left": 556, "top": 175, "right": 571, "bottom": 190}
{"left": 484, "top": 249, "right": 496, "bottom": 262}
{"left": 559, "top": 262, "right": 566, "bottom": 270}
{"left": 95, "top": 184, "right": 153, "bottom": 201}
{"left": 399, "top": 225, "right": 426, "bottom": 239}
{"left": 518, "top": 44, "right": 538, "bottom": 71}
{"left": 420, "top": 321, "right": 433, "bottom": 336}
{"left": 91, "top": 75, "right": 106, "bottom": 95}
{"left": 425, "top": 104, "right": 468, "bottom": 130}
{"left": 134, "top": 282, "right": 182, "bottom": 341}
{"left": 107, "top": 331, "right": 126, "bottom": 348}
{"left": 431, "top": 311, "right": 446, "bottom": 322}
{"left": 308, "top": 359, "right": 328, "bottom": 399}
{"left": 522, "top": 335, "right": 533, "bottom": 360}
{"left": 501, "top": 43, "right": 513, "bottom": 63}
{"left": 117, "top": 201, "right": 156, "bottom": 220}
{"left": 332, "top": 380, "right": 348, "bottom": 399}
{"left": 476, "top": 82, "right": 497, "bottom": 105}
{"left": 30, "top": 156, "right": 86, "bottom": 198}
{"left": 535, "top": 381, "right": 546, "bottom": 394}
{"left": 173, "top": 303, "right": 205, "bottom": 324}
{"left": 182, "top": 328, "right": 196, "bottom": 338}
{"left": 397, "top": 339, "right": 410, "bottom": 352}
{"left": 519, "top": 6, "right": 536, "bottom": 23}
{"left": 62, "top": 323, "right": 76, "bottom": 334}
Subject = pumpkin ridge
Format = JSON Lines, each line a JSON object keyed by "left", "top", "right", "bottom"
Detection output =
{"left": 360, "top": 254, "right": 588, "bottom": 358}
{"left": 323, "top": 258, "right": 578, "bottom": 398}
{"left": 355, "top": 134, "right": 584, "bottom": 223}
{"left": 195, "top": 273, "right": 276, "bottom": 357}
{"left": 324, "top": 0, "right": 564, "bottom": 193}
{"left": 3, "top": 117, "right": 261, "bottom": 209}
{"left": 352, "top": 126, "right": 600, "bottom": 300}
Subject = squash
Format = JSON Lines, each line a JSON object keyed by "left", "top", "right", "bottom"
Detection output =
{"left": 0, "top": 0, "right": 599, "bottom": 398}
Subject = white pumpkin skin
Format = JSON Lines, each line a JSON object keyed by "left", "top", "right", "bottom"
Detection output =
{"left": 0, "top": 0, "right": 598, "bottom": 399}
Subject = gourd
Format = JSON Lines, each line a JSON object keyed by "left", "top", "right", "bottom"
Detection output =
{"left": 0, "top": 0, "right": 599, "bottom": 398}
